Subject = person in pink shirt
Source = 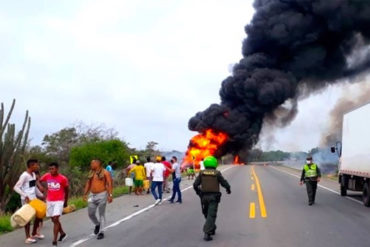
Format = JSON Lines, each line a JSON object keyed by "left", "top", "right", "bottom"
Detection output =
{"left": 40, "top": 162, "right": 69, "bottom": 246}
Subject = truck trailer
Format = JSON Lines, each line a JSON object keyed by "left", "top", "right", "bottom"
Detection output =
{"left": 335, "top": 102, "right": 370, "bottom": 206}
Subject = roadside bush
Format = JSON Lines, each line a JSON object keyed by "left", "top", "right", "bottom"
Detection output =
{"left": 0, "top": 214, "right": 12, "bottom": 234}
{"left": 69, "top": 139, "right": 130, "bottom": 170}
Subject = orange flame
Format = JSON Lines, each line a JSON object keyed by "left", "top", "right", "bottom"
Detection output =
{"left": 234, "top": 155, "right": 240, "bottom": 164}
{"left": 233, "top": 155, "right": 244, "bottom": 165}
{"left": 183, "top": 129, "right": 228, "bottom": 169}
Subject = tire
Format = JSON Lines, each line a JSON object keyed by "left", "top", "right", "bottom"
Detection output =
{"left": 362, "top": 182, "right": 370, "bottom": 207}
{"left": 340, "top": 175, "right": 347, "bottom": 196}
{"left": 340, "top": 185, "right": 347, "bottom": 196}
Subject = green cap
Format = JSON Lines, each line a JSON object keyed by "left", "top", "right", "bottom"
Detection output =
{"left": 204, "top": 156, "right": 218, "bottom": 168}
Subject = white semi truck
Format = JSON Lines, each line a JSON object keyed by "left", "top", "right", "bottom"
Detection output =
{"left": 333, "top": 102, "right": 370, "bottom": 206}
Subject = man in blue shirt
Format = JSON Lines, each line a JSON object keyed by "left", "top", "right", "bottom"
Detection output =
{"left": 106, "top": 161, "right": 114, "bottom": 180}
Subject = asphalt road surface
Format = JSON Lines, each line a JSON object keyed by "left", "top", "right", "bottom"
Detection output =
{"left": 2, "top": 165, "right": 370, "bottom": 247}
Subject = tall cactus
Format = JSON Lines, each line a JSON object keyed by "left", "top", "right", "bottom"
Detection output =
{"left": 0, "top": 99, "right": 31, "bottom": 212}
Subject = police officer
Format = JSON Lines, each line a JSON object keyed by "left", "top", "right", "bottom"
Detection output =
{"left": 300, "top": 156, "right": 321, "bottom": 206}
{"left": 193, "top": 156, "right": 231, "bottom": 241}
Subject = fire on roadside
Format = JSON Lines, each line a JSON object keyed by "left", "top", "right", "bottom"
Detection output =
{"left": 182, "top": 129, "right": 228, "bottom": 169}
{"left": 233, "top": 155, "right": 244, "bottom": 165}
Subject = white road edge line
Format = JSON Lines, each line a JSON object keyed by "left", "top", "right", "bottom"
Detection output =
{"left": 269, "top": 166, "right": 362, "bottom": 205}
{"left": 70, "top": 165, "right": 236, "bottom": 247}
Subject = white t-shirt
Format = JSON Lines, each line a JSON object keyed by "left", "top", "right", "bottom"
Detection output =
{"left": 144, "top": 162, "right": 154, "bottom": 178}
{"left": 172, "top": 162, "right": 181, "bottom": 179}
{"left": 200, "top": 161, "right": 205, "bottom": 171}
{"left": 151, "top": 162, "right": 166, "bottom": 182}
{"left": 14, "top": 171, "right": 37, "bottom": 200}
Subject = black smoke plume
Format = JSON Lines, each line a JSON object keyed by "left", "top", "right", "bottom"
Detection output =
{"left": 189, "top": 0, "right": 370, "bottom": 157}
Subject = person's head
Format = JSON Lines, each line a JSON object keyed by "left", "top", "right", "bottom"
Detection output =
{"left": 156, "top": 156, "right": 162, "bottom": 162}
{"left": 132, "top": 158, "right": 137, "bottom": 164}
{"left": 161, "top": 156, "right": 166, "bottom": 162}
{"left": 91, "top": 159, "right": 103, "bottom": 170}
{"left": 112, "top": 162, "right": 117, "bottom": 169}
{"left": 136, "top": 160, "right": 141, "bottom": 165}
{"left": 26, "top": 159, "right": 39, "bottom": 172}
{"left": 171, "top": 156, "right": 177, "bottom": 164}
{"left": 146, "top": 157, "right": 151, "bottom": 163}
{"left": 203, "top": 156, "right": 218, "bottom": 169}
{"left": 306, "top": 156, "right": 313, "bottom": 164}
{"left": 48, "top": 162, "right": 59, "bottom": 176}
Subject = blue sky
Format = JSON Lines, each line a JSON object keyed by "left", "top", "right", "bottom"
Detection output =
{"left": 0, "top": 0, "right": 353, "bottom": 152}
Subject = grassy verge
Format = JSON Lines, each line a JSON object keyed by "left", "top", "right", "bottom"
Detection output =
{"left": 0, "top": 185, "right": 130, "bottom": 235}
{"left": 0, "top": 214, "right": 12, "bottom": 235}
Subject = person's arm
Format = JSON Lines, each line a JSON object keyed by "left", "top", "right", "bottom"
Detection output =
{"left": 36, "top": 180, "right": 45, "bottom": 193}
{"left": 35, "top": 187, "right": 45, "bottom": 200}
{"left": 165, "top": 165, "right": 174, "bottom": 173}
{"left": 83, "top": 178, "right": 92, "bottom": 201}
{"left": 105, "top": 170, "right": 113, "bottom": 203}
{"left": 300, "top": 169, "right": 305, "bottom": 184}
{"left": 193, "top": 173, "right": 202, "bottom": 195}
{"left": 128, "top": 167, "right": 134, "bottom": 176}
{"left": 13, "top": 174, "right": 28, "bottom": 201}
{"left": 64, "top": 185, "right": 69, "bottom": 208}
{"left": 217, "top": 172, "right": 231, "bottom": 194}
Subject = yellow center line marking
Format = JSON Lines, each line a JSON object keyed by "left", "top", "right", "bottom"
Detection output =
{"left": 251, "top": 166, "right": 268, "bottom": 218}
{"left": 251, "top": 184, "right": 255, "bottom": 191}
{"left": 249, "top": 202, "right": 256, "bottom": 219}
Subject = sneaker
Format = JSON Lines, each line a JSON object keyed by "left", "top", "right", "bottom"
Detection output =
{"left": 154, "top": 199, "right": 161, "bottom": 206}
{"left": 94, "top": 224, "right": 100, "bottom": 235}
{"left": 168, "top": 199, "right": 174, "bottom": 203}
{"left": 175, "top": 200, "right": 182, "bottom": 204}
{"left": 52, "top": 241, "right": 57, "bottom": 246}
{"left": 58, "top": 233, "right": 68, "bottom": 242}
{"left": 25, "top": 238, "right": 37, "bottom": 244}
{"left": 32, "top": 234, "right": 45, "bottom": 240}
{"left": 97, "top": 232, "right": 104, "bottom": 240}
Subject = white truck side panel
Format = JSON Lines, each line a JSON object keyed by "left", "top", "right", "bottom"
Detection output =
{"left": 340, "top": 103, "right": 370, "bottom": 177}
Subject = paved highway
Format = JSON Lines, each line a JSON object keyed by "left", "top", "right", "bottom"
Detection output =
{"left": 1, "top": 165, "right": 370, "bottom": 247}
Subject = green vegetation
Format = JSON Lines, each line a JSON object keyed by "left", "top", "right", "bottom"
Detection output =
{"left": 0, "top": 99, "right": 31, "bottom": 212}
{"left": 70, "top": 139, "right": 130, "bottom": 170}
{"left": 247, "top": 149, "right": 290, "bottom": 162}
{"left": 112, "top": 185, "right": 130, "bottom": 198}
{"left": 68, "top": 197, "right": 88, "bottom": 210}
{"left": 0, "top": 214, "right": 12, "bottom": 234}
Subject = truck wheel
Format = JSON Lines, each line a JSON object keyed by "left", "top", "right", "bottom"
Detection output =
{"left": 340, "top": 175, "right": 347, "bottom": 196}
{"left": 340, "top": 185, "right": 347, "bottom": 196}
{"left": 362, "top": 183, "right": 370, "bottom": 207}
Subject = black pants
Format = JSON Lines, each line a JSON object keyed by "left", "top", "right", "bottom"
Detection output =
{"left": 305, "top": 180, "right": 318, "bottom": 204}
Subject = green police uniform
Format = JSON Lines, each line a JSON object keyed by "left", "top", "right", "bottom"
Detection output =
{"left": 193, "top": 157, "right": 231, "bottom": 241}
{"left": 300, "top": 163, "right": 321, "bottom": 205}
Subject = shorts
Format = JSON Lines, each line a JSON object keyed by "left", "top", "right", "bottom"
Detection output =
{"left": 135, "top": 180, "right": 143, "bottom": 187}
{"left": 46, "top": 201, "right": 64, "bottom": 217}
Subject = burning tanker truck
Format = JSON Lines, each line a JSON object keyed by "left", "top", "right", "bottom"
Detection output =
{"left": 182, "top": 0, "right": 370, "bottom": 168}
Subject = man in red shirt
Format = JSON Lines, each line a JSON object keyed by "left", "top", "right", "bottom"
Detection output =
{"left": 162, "top": 156, "right": 172, "bottom": 193}
{"left": 40, "top": 162, "right": 69, "bottom": 246}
